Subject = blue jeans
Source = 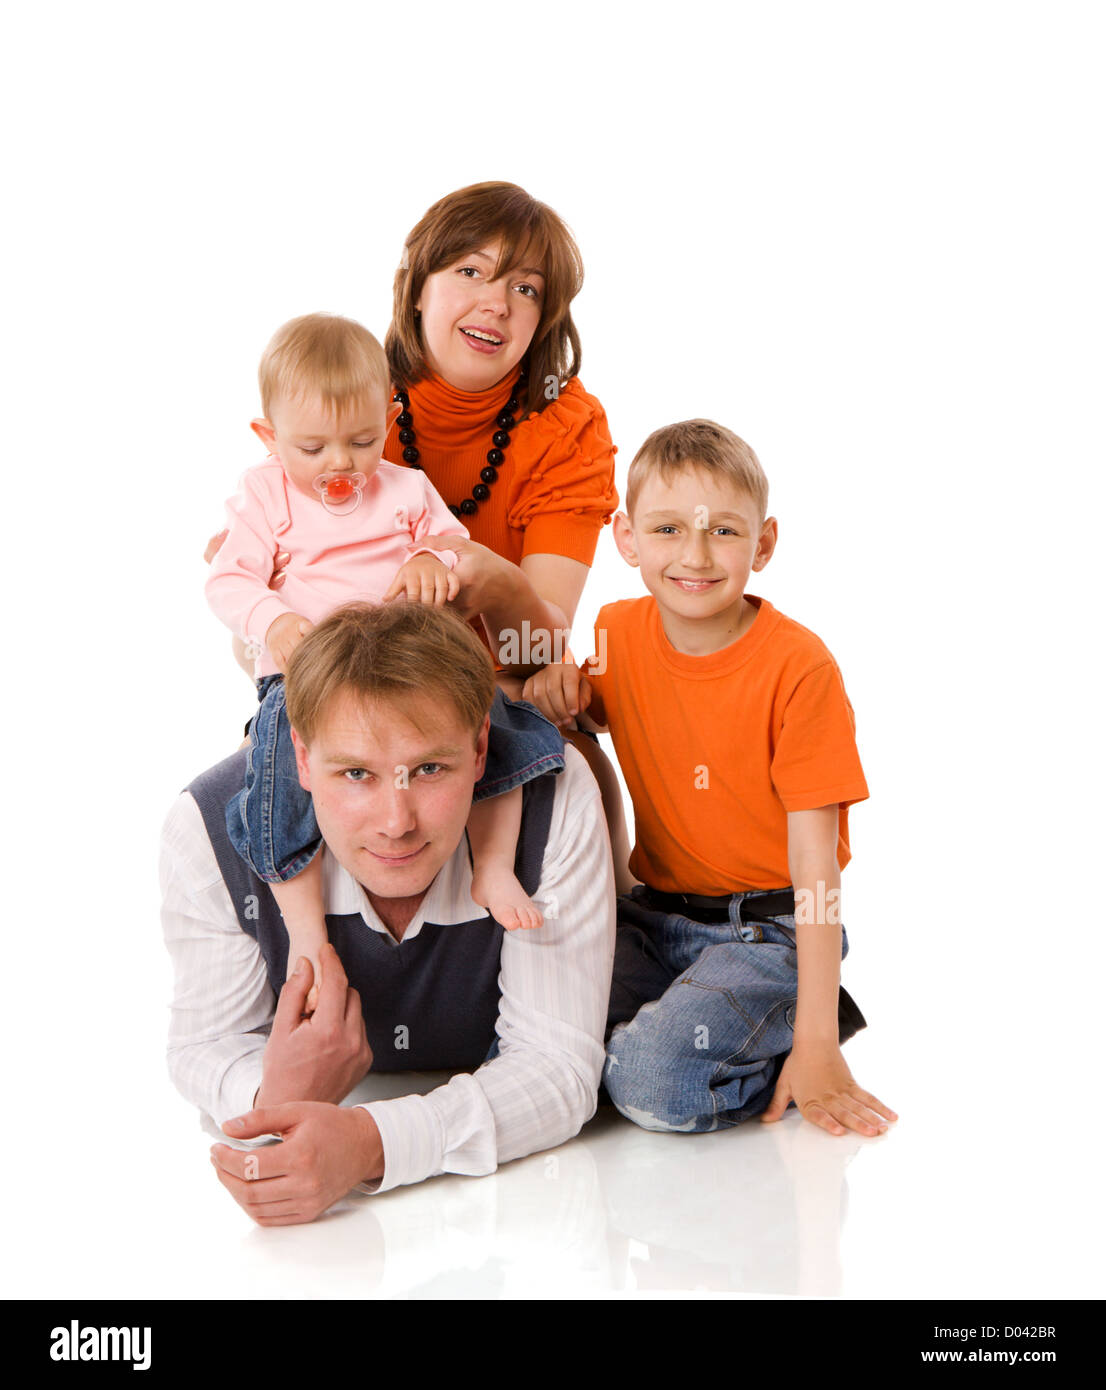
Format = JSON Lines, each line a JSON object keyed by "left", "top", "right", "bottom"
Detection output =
{"left": 604, "top": 886, "right": 850, "bottom": 1132}
{"left": 226, "top": 676, "right": 565, "bottom": 884}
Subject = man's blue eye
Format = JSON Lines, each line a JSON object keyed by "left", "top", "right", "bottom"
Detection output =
{"left": 416, "top": 763, "right": 445, "bottom": 777}
{"left": 344, "top": 768, "right": 370, "bottom": 781}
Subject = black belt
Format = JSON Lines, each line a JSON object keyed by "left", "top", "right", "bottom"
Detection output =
{"left": 641, "top": 886, "right": 796, "bottom": 922}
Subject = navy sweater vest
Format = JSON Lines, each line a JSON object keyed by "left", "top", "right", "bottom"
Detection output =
{"left": 188, "top": 749, "right": 556, "bottom": 1072}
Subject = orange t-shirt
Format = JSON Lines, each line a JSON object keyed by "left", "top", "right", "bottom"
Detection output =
{"left": 588, "top": 596, "right": 870, "bottom": 894}
{"left": 384, "top": 371, "right": 618, "bottom": 567}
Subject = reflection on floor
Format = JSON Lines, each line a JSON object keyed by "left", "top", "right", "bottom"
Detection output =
{"left": 210, "top": 1071, "right": 867, "bottom": 1298}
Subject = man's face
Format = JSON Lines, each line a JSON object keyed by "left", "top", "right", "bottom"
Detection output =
{"left": 292, "top": 688, "right": 489, "bottom": 905}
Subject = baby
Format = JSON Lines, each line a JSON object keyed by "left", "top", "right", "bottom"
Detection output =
{"left": 206, "top": 314, "right": 550, "bottom": 1006}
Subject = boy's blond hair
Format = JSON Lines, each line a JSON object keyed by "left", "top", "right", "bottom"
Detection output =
{"left": 284, "top": 601, "right": 496, "bottom": 748}
{"left": 259, "top": 313, "right": 390, "bottom": 420}
{"left": 626, "top": 419, "right": 769, "bottom": 521}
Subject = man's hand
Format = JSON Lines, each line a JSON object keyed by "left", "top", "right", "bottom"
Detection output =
{"left": 523, "top": 663, "right": 593, "bottom": 729}
{"left": 255, "top": 946, "right": 373, "bottom": 1109}
{"left": 212, "top": 1103, "right": 384, "bottom": 1225}
{"left": 265, "top": 612, "right": 313, "bottom": 672}
{"left": 760, "top": 1042, "right": 897, "bottom": 1137}
{"left": 382, "top": 552, "right": 460, "bottom": 607}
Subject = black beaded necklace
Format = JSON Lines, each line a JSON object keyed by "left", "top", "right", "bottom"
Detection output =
{"left": 393, "top": 369, "right": 528, "bottom": 518}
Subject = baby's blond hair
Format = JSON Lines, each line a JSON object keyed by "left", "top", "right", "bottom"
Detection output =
{"left": 259, "top": 313, "right": 390, "bottom": 421}
{"left": 626, "top": 419, "right": 769, "bottom": 521}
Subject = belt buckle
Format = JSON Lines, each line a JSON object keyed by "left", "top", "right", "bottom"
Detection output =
{"left": 736, "top": 893, "right": 764, "bottom": 943}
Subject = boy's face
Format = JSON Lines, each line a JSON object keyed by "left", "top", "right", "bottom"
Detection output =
{"left": 252, "top": 387, "right": 401, "bottom": 499}
{"left": 615, "top": 466, "right": 777, "bottom": 625}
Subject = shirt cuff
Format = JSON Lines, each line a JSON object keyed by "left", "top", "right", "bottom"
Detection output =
{"left": 243, "top": 594, "right": 296, "bottom": 650}
{"left": 405, "top": 545, "right": 459, "bottom": 570}
{"left": 210, "top": 1058, "right": 267, "bottom": 1145}
{"left": 355, "top": 1094, "right": 444, "bottom": 1194}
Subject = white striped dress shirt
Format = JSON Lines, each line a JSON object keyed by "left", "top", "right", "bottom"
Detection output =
{"left": 159, "top": 746, "right": 616, "bottom": 1193}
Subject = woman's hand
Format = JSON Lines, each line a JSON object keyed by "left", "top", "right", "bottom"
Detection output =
{"left": 204, "top": 528, "right": 290, "bottom": 590}
{"left": 204, "top": 529, "right": 228, "bottom": 564}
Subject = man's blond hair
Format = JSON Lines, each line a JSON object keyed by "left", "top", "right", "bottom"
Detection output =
{"left": 258, "top": 313, "right": 390, "bottom": 420}
{"left": 284, "top": 602, "right": 497, "bottom": 747}
{"left": 626, "top": 419, "right": 769, "bottom": 521}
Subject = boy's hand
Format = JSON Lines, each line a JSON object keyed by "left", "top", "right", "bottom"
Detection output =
{"left": 384, "top": 553, "right": 461, "bottom": 607}
{"left": 761, "top": 1042, "right": 897, "bottom": 1137}
{"left": 523, "top": 663, "right": 593, "bottom": 728}
{"left": 266, "top": 612, "right": 313, "bottom": 672}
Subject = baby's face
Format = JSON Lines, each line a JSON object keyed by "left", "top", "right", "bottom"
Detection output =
{"left": 264, "top": 388, "right": 398, "bottom": 499}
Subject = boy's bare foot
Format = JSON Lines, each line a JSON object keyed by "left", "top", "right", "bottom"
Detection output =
{"left": 471, "top": 864, "right": 544, "bottom": 932}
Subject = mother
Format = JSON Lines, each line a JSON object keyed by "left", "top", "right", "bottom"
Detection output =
{"left": 382, "top": 182, "right": 612, "bottom": 667}
{"left": 383, "top": 182, "right": 631, "bottom": 888}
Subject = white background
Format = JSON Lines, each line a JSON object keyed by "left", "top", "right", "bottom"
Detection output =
{"left": 3, "top": 0, "right": 1103, "bottom": 1299}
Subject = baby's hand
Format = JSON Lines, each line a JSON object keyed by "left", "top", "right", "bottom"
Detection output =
{"left": 523, "top": 662, "right": 593, "bottom": 729}
{"left": 760, "top": 1042, "right": 898, "bottom": 1137}
{"left": 385, "top": 553, "right": 461, "bottom": 608}
{"left": 266, "top": 612, "right": 313, "bottom": 673}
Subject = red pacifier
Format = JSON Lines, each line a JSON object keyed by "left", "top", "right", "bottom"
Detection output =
{"left": 313, "top": 471, "right": 367, "bottom": 515}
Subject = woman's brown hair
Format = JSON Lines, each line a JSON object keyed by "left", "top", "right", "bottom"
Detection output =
{"left": 386, "top": 181, "right": 584, "bottom": 420}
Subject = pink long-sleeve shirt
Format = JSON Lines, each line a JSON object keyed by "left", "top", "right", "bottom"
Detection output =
{"left": 205, "top": 458, "right": 470, "bottom": 678}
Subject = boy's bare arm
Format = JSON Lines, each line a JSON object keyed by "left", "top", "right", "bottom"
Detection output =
{"left": 760, "top": 805, "right": 897, "bottom": 1137}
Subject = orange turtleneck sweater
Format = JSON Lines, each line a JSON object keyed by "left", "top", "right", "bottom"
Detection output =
{"left": 384, "top": 372, "right": 618, "bottom": 568}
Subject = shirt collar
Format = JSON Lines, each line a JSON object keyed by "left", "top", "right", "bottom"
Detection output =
{"left": 322, "top": 833, "right": 491, "bottom": 943}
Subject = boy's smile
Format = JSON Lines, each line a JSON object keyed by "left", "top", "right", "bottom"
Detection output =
{"left": 614, "top": 467, "right": 778, "bottom": 654}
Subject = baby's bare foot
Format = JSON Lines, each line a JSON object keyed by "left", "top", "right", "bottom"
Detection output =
{"left": 471, "top": 864, "right": 544, "bottom": 932}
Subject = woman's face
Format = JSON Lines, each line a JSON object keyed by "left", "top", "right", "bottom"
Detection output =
{"left": 415, "top": 239, "right": 544, "bottom": 393}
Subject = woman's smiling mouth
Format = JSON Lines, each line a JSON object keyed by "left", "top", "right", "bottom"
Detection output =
{"left": 459, "top": 326, "right": 505, "bottom": 352}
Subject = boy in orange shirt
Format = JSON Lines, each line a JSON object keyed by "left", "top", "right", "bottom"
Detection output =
{"left": 525, "top": 420, "right": 896, "bottom": 1137}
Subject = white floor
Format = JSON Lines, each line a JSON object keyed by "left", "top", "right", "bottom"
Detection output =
{"left": 8, "top": 1010, "right": 1101, "bottom": 1300}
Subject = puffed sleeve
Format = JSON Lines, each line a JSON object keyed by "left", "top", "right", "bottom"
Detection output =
{"left": 506, "top": 378, "right": 619, "bottom": 565}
